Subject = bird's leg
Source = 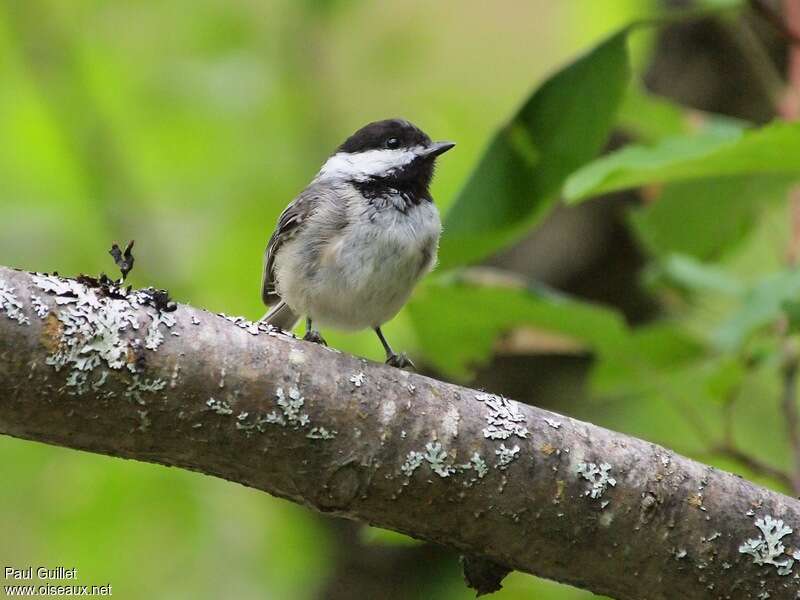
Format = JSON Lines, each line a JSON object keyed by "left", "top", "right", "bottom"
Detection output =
{"left": 374, "top": 327, "right": 414, "bottom": 370}
{"left": 303, "top": 317, "right": 327, "bottom": 346}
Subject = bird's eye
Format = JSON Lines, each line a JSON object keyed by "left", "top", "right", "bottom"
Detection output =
{"left": 385, "top": 137, "right": 400, "bottom": 149}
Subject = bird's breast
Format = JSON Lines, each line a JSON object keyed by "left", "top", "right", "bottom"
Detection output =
{"left": 347, "top": 199, "right": 441, "bottom": 273}
{"left": 283, "top": 199, "right": 440, "bottom": 330}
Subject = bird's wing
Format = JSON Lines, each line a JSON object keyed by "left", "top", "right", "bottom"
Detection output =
{"left": 261, "top": 187, "right": 319, "bottom": 306}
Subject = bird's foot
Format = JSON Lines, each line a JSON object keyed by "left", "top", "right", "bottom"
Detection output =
{"left": 303, "top": 330, "right": 327, "bottom": 346}
{"left": 386, "top": 352, "right": 415, "bottom": 370}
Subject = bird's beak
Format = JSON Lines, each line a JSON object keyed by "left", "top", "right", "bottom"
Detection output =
{"left": 419, "top": 141, "right": 456, "bottom": 158}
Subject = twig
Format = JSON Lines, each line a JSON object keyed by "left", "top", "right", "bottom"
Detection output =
{"left": 708, "top": 387, "right": 793, "bottom": 491}
{"left": 109, "top": 240, "right": 135, "bottom": 280}
{"left": 749, "top": 0, "right": 800, "bottom": 45}
{"left": 782, "top": 340, "right": 800, "bottom": 493}
{"left": 711, "top": 443, "right": 794, "bottom": 490}
{"left": 673, "top": 394, "right": 716, "bottom": 446}
{"left": 724, "top": 14, "right": 788, "bottom": 113}
{"left": 721, "top": 390, "right": 737, "bottom": 446}
{"left": 779, "top": 0, "right": 800, "bottom": 119}
{"left": 787, "top": 192, "right": 800, "bottom": 265}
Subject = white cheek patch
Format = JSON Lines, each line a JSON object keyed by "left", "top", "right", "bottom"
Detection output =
{"left": 316, "top": 147, "right": 423, "bottom": 181}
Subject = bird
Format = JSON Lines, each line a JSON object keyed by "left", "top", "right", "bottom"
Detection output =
{"left": 261, "top": 118, "right": 455, "bottom": 369}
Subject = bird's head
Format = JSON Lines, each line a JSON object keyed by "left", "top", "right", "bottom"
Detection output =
{"left": 316, "top": 119, "right": 455, "bottom": 190}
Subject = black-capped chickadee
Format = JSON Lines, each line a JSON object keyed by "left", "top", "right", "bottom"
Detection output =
{"left": 261, "top": 118, "right": 455, "bottom": 368}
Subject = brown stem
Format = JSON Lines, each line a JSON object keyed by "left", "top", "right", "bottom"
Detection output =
{"left": 782, "top": 340, "right": 800, "bottom": 493}
{"left": 711, "top": 443, "right": 794, "bottom": 490}
{"left": 725, "top": 15, "right": 787, "bottom": 113}
{"left": 705, "top": 388, "right": 793, "bottom": 491}
{"left": 749, "top": 0, "right": 800, "bottom": 45}
{"left": 787, "top": 190, "right": 800, "bottom": 265}
{"left": 780, "top": 0, "right": 800, "bottom": 118}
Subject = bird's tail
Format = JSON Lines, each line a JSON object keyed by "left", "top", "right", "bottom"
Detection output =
{"left": 262, "top": 300, "right": 300, "bottom": 331}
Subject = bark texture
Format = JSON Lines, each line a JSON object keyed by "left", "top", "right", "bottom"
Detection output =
{"left": 1, "top": 264, "right": 799, "bottom": 600}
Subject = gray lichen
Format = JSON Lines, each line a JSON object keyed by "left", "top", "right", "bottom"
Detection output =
{"left": 137, "top": 409, "right": 151, "bottom": 432}
{"left": 576, "top": 462, "right": 617, "bottom": 501}
{"left": 30, "top": 294, "right": 49, "bottom": 319}
{"left": 144, "top": 318, "right": 165, "bottom": 350}
{"left": 125, "top": 374, "right": 167, "bottom": 405}
{"left": 400, "top": 442, "right": 461, "bottom": 479}
{"left": 92, "top": 369, "right": 109, "bottom": 390}
{"left": 703, "top": 532, "right": 721, "bottom": 543}
{"left": 65, "top": 370, "right": 90, "bottom": 395}
{"left": 468, "top": 452, "right": 489, "bottom": 479}
{"left": 206, "top": 397, "right": 233, "bottom": 415}
{"left": 230, "top": 379, "right": 335, "bottom": 439}
{"left": 495, "top": 444, "right": 520, "bottom": 470}
{"left": 401, "top": 450, "right": 425, "bottom": 477}
{"left": 236, "top": 384, "right": 320, "bottom": 434}
{"left": 399, "top": 427, "right": 519, "bottom": 483}
{"left": 218, "top": 312, "right": 286, "bottom": 337}
{"left": 32, "top": 274, "right": 178, "bottom": 396}
{"left": 739, "top": 515, "right": 800, "bottom": 576}
{"left": 424, "top": 441, "right": 456, "bottom": 477}
{"left": 306, "top": 426, "right": 337, "bottom": 440}
{"left": 475, "top": 393, "right": 528, "bottom": 440}
{"left": 235, "top": 414, "right": 277, "bottom": 433}
{"left": 0, "top": 279, "right": 30, "bottom": 325}
{"left": 265, "top": 411, "right": 287, "bottom": 426}
{"left": 276, "top": 386, "right": 310, "bottom": 427}
{"left": 544, "top": 417, "right": 562, "bottom": 429}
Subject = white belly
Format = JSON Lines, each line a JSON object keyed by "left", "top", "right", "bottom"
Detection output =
{"left": 274, "top": 201, "right": 440, "bottom": 330}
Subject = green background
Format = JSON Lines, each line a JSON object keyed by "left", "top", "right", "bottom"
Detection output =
{"left": 2, "top": 0, "right": 798, "bottom": 598}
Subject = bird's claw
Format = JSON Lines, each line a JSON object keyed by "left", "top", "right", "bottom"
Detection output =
{"left": 303, "top": 330, "right": 327, "bottom": 346}
{"left": 386, "top": 352, "right": 415, "bottom": 370}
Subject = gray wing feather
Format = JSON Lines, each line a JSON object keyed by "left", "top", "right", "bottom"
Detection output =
{"left": 261, "top": 186, "right": 319, "bottom": 306}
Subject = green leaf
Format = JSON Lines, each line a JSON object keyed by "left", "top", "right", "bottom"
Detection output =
{"left": 409, "top": 273, "right": 705, "bottom": 383}
{"left": 359, "top": 526, "right": 422, "bottom": 547}
{"left": 703, "top": 356, "right": 746, "bottom": 401}
{"left": 591, "top": 321, "right": 706, "bottom": 393}
{"left": 617, "top": 85, "right": 747, "bottom": 144}
{"left": 783, "top": 299, "right": 800, "bottom": 334}
{"left": 715, "top": 269, "right": 800, "bottom": 351}
{"left": 438, "top": 30, "right": 630, "bottom": 269}
{"left": 617, "top": 86, "right": 688, "bottom": 142}
{"left": 698, "top": 0, "right": 743, "bottom": 8}
{"left": 630, "top": 175, "right": 792, "bottom": 260}
{"left": 564, "top": 120, "right": 800, "bottom": 202}
{"left": 650, "top": 254, "right": 744, "bottom": 296}
{"left": 407, "top": 277, "right": 629, "bottom": 380}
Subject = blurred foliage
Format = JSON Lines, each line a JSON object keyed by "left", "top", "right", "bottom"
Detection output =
{"left": 359, "top": 526, "right": 422, "bottom": 547}
{"left": 630, "top": 175, "right": 792, "bottom": 260}
{"left": 2, "top": 0, "right": 800, "bottom": 599}
{"left": 438, "top": 30, "right": 630, "bottom": 269}
{"left": 564, "top": 121, "right": 800, "bottom": 201}
{"left": 408, "top": 274, "right": 628, "bottom": 379}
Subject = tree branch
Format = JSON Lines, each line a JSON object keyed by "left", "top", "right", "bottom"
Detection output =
{"left": 1, "top": 264, "right": 800, "bottom": 599}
